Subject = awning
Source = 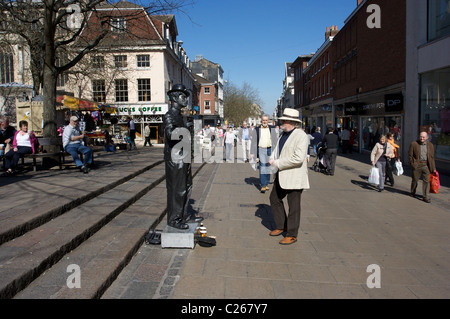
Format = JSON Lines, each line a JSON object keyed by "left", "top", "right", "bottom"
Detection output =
{"left": 56, "top": 95, "right": 117, "bottom": 114}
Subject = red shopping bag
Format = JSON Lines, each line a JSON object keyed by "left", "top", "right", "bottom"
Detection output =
{"left": 430, "top": 171, "right": 440, "bottom": 194}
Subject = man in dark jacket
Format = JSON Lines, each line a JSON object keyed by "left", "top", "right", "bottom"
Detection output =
{"left": 0, "top": 116, "right": 16, "bottom": 158}
{"left": 322, "top": 127, "right": 339, "bottom": 176}
{"left": 311, "top": 126, "right": 323, "bottom": 156}
{"left": 408, "top": 131, "right": 436, "bottom": 203}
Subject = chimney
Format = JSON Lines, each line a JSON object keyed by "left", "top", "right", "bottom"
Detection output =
{"left": 331, "top": 25, "right": 339, "bottom": 37}
{"left": 326, "top": 26, "right": 339, "bottom": 40}
{"left": 325, "top": 26, "right": 331, "bottom": 40}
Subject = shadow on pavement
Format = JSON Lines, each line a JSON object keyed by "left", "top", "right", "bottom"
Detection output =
{"left": 245, "top": 177, "right": 261, "bottom": 191}
{"left": 254, "top": 204, "right": 276, "bottom": 232}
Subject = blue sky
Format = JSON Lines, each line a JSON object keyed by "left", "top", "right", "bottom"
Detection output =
{"left": 175, "top": 0, "right": 358, "bottom": 115}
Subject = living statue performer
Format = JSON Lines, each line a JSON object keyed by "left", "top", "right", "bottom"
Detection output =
{"left": 164, "top": 84, "right": 203, "bottom": 229}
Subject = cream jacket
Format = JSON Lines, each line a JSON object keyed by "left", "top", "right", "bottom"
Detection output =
{"left": 370, "top": 142, "right": 394, "bottom": 163}
{"left": 271, "top": 128, "right": 310, "bottom": 190}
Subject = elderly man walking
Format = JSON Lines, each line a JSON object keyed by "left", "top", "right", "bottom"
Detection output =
{"left": 250, "top": 114, "right": 278, "bottom": 193}
{"left": 408, "top": 131, "right": 436, "bottom": 203}
{"left": 268, "top": 108, "right": 310, "bottom": 245}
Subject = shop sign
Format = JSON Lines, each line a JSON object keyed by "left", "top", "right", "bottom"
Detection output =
{"left": 116, "top": 105, "right": 168, "bottom": 115}
{"left": 385, "top": 93, "right": 404, "bottom": 112}
{"left": 345, "top": 103, "right": 361, "bottom": 115}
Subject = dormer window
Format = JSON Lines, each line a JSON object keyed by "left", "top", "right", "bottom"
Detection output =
{"left": 111, "top": 17, "right": 126, "bottom": 33}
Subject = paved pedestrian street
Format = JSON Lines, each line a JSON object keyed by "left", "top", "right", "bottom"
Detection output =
{"left": 170, "top": 158, "right": 449, "bottom": 299}
{"left": 2, "top": 147, "right": 449, "bottom": 301}
{"left": 106, "top": 150, "right": 450, "bottom": 300}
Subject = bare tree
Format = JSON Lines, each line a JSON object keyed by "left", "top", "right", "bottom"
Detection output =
{"left": 0, "top": 0, "right": 192, "bottom": 138}
{"left": 223, "top": 80, "right": 261, "bottom": 126}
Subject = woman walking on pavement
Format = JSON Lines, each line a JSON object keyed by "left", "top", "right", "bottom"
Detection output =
{"left": 371, "top": 135, "right": 394, "bottom": 192}
{"left": 223, "top": 128, "right": 235, "bottom": 162}
{"left": 385, "top": 132, "right": 400, "bottom": 186}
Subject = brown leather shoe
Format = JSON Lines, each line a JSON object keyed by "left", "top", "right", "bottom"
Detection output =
{"left": 423, "top": 198, "right": 431, "bottom": 203}
{"left": 269, "top": 229, "right": 285, "bottom": 237}
{"left": 279, "top": 237, "right": 297, "bottom": 245}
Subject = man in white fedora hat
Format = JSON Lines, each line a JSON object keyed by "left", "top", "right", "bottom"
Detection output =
{"left": 268, "top": 108, "right": 310, "bottom": 245}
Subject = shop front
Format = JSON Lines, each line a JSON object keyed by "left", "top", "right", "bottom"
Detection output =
{"left": 420, "top": 67, "right": 450, "bottom": 166}
{"left": 114, "top": 104, "right": 168, "bottom": 145}
{"left": 303, "top": 100, "right": 335, "bottom": 134}
{"left": 343, "top": 93, "right": 404, "bottom": 158}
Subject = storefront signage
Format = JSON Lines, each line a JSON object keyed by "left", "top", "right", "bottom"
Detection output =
{"left": 116, "top": 105, "right": 168, "bottom": 116}
{"left": 345, "top": 103, "right": 362, "bottom": 115}
{"left": 385, "top": 93, "right": 404, "bottom": 112}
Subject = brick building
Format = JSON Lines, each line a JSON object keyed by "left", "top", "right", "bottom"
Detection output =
{"left": 297, "top": 26, "right": 337, "bottom": 131}
{"left": 194, "top": 74, "right": 219, "bottom": 123}
{"left": 292, "top": 0, "right": 407, "bottom": 154}
{"left": 191, "top": 57, "right": 224, "bottom": 127}
{"left": 333, "top": 0, "right": 406, "bottom": 153}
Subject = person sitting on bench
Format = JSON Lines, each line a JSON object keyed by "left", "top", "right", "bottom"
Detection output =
{"left": 63, "top": 116, "right": 93, "bottom": 174}
{"left": 2, "top": 120, "right": 38, "bottom": 176}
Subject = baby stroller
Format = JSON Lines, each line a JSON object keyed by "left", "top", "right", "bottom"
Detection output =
{"left": 312, "top": 142, "right": 327, "bottom": 173}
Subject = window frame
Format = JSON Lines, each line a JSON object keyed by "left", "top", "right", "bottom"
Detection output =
{"left": 115, "top": 79, "right": 129, "bottom": 102}
{"left": 138, "top": 78, "right": 151, "bottom": 102}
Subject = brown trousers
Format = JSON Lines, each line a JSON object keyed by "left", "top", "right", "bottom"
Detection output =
{"left": 411, "top": 163, "right": 430, "bottom": 199}
{"left": 269, "top": 175, "right": 303, "bottom": 238}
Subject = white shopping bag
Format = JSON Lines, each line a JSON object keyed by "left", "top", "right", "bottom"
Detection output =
{"left": 395, "top": 161, "right": 403, "bottom": 176}
{"left": 249, "top": 158, "right": 257, "bottom": 171}
{"left": 368, "top": 166, "right": 380, "bottom": 185}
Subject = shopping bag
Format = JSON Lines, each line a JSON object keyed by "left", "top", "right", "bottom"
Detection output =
{"left": 394, "top": 160, "right": 404, "bottom": 176}
{"left": 430, "top": 171, "right": 440, "bottom": 194}
{"left": 368, "top": 166, "right": 380, "bottom": 185}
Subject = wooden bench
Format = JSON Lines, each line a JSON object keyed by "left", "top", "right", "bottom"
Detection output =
{"left": 22, "top": 137, "right": 96, "bottom": 171}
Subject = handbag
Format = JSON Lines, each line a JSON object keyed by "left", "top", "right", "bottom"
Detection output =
{"left": 430, "top": 171, "right": 440, "bottom": 194}
{"left": 368, "top": 166, "right": 380, "bottom": 185}
{"left": 394, "top": 160, "right": 403, "bottom": 176}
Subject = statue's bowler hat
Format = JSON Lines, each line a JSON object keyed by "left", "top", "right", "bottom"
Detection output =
{"left": 167, "top": 84, "right": 190, "bottom": 97}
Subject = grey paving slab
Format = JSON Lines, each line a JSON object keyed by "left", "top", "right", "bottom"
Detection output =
{"left": 169, "top": 153, "right": 450, "bottom": 299}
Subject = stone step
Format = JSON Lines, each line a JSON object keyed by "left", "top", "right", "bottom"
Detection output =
{"left": 11, "top": 162, "right": 205, "bottom": 299}
{"left": 0, "top": 157, "right": 165, "bottom": 246}
{"left": 0, "top": 163, "right": 167, "bottom": 299}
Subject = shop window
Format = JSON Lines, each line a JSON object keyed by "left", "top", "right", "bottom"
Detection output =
{"left": 428, "top": 0, "right": 450, "bottom": 41}
{"left": 420, "top": 67, "right": 450, "bottom": 160}
{"left": 361, "top": 117, "right": 402, "bottom": 153}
